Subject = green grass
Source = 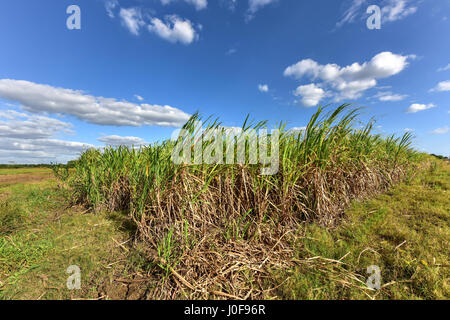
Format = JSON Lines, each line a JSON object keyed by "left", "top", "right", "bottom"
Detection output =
{"left": 271, "top": 159, "right": 449, "bottom": 300}
{"left": 0, "top": 179, "right": 131, "bottom": 300}
{"left": 0, "top": 168, "right": 52, "bottom": 175}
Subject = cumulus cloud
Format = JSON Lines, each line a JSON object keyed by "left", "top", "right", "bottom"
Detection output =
{"left": 258, "top": 84, "right": 269, "bottom": 92}
{"left": 161, "top": 0, "right": 208, "bottom": 10}
{"left": 148, "top": 15, "right": 199, "bottom": 44}
{"left": 284, "top": 52, "right": 410, "bottom": 103}
{"left": 134, "top": 94, "right": 144, "bottom": 101}
{"left": 337, "top": 0, "right": 418, "bottom": 27}
{"left": 293, "top": 84, "right": 326, "bottom": 107}
{"left": 98, "top": 135, "right": 147, "bottom": 146}
{"left": 0, "top": 111, "right": 73, "bottom": 139}
{"left": 431, "top": 126, "right": 449, "bottom": 135}
{"left": 405, "top": 103, "right": 435, "bottom": 114}
{"left": 430, "top": 80, "right": 450, "bottom": 92}
{"left": 109, "top": 4, "right": 201, "bottom": 45}
{"left": 119, "top": 7, "right": 145, "bottom": 35}
{"left": 373, "top": 91, "right": 408, "bottom": 101}
{"left": 0, "top": 79, "right": 191, "bottom": 127}
{"left": 0, "top": 110, "right": 93, "bottom": 164}
{"left": 0, "top": 138, "right": 92, "bottom": 164}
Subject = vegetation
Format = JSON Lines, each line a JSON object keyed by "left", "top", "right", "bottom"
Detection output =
{"left": 0, "top": 174, "right": 131, "bottom": 299}
{"left": 1, "top": 159, "right": 448, "bottom": 299}
{"left": 0, "top": 168, "right": 52, "bottom": 176}
{"left": 0, "top": 105, "right": 448, "bottom": 299}
{"left": 0, "top": 164, "right": 53, "bottom": 169}
{"left": 50, "top": 104, "right": 427, "bottom": 299}
{"left": 273, "top": 159, "right": 449, "bottom": 299}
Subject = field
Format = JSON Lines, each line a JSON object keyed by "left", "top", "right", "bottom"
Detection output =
{"left": 0, "top": 106, "right": 449, "bottom": 300}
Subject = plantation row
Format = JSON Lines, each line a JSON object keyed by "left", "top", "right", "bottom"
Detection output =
{"left": 54, "top": 104, "right": 422, "bottom": 298}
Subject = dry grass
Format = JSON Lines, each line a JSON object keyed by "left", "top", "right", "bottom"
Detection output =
{"left": 56, "top": 104, "right": 423, "bottom": 299}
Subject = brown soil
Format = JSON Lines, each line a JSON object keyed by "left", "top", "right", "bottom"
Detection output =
{"left": 0, "top": 172, "right": 53, "bottom": 187}
{"left": 96, "top": 276, "right": 152, "bottom": 300}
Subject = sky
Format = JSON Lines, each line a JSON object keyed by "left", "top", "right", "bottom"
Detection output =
{"left": 0, "top": 0, "right": 449, "bottom": 164}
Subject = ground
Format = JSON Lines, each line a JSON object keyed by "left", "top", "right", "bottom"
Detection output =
{"left": 0, "top": 161, "right": 448, "bottom": 300}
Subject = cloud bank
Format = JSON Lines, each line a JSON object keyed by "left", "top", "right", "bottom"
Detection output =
{"left": 0, "top": 111, "right": 93, "bottom": 164}
{"left": 0, "top": 79, "right": 191, "bottom": 127}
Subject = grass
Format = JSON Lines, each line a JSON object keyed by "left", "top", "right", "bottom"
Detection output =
{"left": 0, "top": 157, "right": 448, "bottom": 299}
{"left": 271, "top": 159, "right": 449, "bottom": 300}
{"left": 0, "top": 168, "right": 52, "bottom": 175}
{"left": 1, "top": 105, "right": 448, "bottom": 300}
{"left": 54, "top": 104, "right": 426, "bottom": 299}
{"left": 0, "top": 178, "right": 131, "bottom": 300}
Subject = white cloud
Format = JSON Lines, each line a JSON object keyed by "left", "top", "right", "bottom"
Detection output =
{"left": 337, "top": 0, "right": 418, "bottom": 27}
{"left": 382, "top": 0, "right": 417, "bottom": 22}
{"left": 0, "top": 109, "right": 27, "bottom": 120}
{"left": 405, "top": 103, "right": 435, "bottom": 114}
{"left": 0, "top": 79, "right": 191, "bottom": 127}
{"left": 109, "top": 5, "right": 201, "bottom": 44}
{"left": 246, "top": 0, "right": 278, "bottom": 20}
{"left": 0, "top": 110, "right": 92, "bottom": 164}
{"left": 98, "top": 135, "right": 147, "bottom": 146}
{"left": 105, "top": 0, "right": 119, "bottom": 18}
{"left": 284, "top": 51, "right": 410, "bottom": 101}
{"left": 337, "top": 0, "right": 366, "bottom": 27}
{"left": 161, "top": 0, "right": 208, "bottom": 11}
{"left": 437, "top": 64, "right": 450, "bottom": 72}
{"left": 0, "top": 138, "right": 92, "bottom": 164}
{"left": 374, "top": 91, "right": 408, "bottom": 101}
{"left": 148, "top": 15, "right": 199, "bottom": 44}
{"left": 119, "top": 8, "right": 145, "bottom": 35}
{"left": 185, "top": 0, "right": 208, "bottom": 10}
{"left": 258, "top": 84, "right": 269, "bottom": 92}
{"left": 431, "top": 126, "right": 449, "bottom": 135}
{"left": 134, "top": 94, "right": 144, "bottom": 101}
{"left": 430, "top": 80, "right": 450, "bottom": 92}
{"left": 248, "top": 0, "right": 278, "bottom": 13}
{"left": 0, "top": 111, "right": 73, "bottom": 139}
{"left": 293, "top": 84, "right": 326, "bottom": 107}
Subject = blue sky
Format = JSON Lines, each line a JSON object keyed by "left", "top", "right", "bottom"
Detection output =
{"left": 0, "top": 0, "right": 449, "bottom": 163}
